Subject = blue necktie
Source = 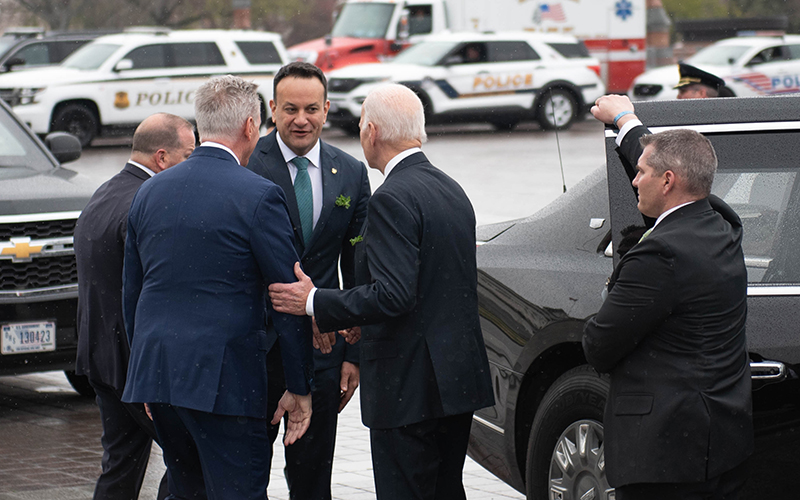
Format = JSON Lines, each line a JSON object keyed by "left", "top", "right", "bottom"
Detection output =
{"left": 292, "top": 156, "right": 313, "bottom": 245}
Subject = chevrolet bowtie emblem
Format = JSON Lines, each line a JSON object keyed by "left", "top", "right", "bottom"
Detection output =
{"left": 0, "top": 236, "right": 73, "bottom": 263}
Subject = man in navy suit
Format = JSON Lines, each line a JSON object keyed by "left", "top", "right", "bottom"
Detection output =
{"left": 583, "top": 95, "right": 752, "bottom": 499}
{"left": 122, "top": 75, "right": 315, "bottom": 500}
{"left": 246, "top": 62, "right": 370, "bottom": 500}
{"left": 269, "top": 84, "right": 494, "bottom": 500}
{"left": 75, "top": 113, "right": 195, "bottom": 500}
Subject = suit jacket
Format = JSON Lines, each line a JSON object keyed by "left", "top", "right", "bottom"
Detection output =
{"left": 121, "top": 146, "right": 314, "bottom": 418}
{"left": 583, "top": 125, "right": 752, "bottom": 486}
{"left": 75, "top": 163, "right": 150, "bottom": 394}
{"left": 313, "top": 152, "right": 494, "bottom": 429}
{"left": 247, "top": 131, "right": 370, "bottom": 370}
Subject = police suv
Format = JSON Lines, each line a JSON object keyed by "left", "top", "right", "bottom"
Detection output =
{"left": 630, "top": 35, "right": 800, "bottom": 101}
{"left": 326, "top": 32, "right": 605, "bottom": 133}
{"left": 0, "top": 28, "right": 287, "bottom": 147}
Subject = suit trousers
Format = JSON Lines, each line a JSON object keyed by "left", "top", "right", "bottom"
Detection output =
{"left": 150, "top": 404, "right": 270, "bottom": 500}
{"left": 369, "top": 412, "right": 474, "bottom": 500}
{"left": 91, "top": 381, "right": 168, "bottom": 500}
{"left": 267, "top": 346, "right": 340, "bottom": 500}
{"left": 614, "top": 458, "right": 749, "bottom": 500}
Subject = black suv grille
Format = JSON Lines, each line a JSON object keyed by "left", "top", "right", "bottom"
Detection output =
{"left": 0, "top": 89, "right": 19, "bottom": 107}
{"left": 0, "top": 218, "right": 78, "bottom": 290}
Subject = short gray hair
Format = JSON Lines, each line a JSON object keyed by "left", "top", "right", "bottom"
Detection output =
{"left": 640, "top": 129, "right": 717, "bottom": 197}
{"left": 194, "top": 75, "right": 260, "bottom": 141}
{"left": 361, "top": 84, "right": 427, "bottom": 144}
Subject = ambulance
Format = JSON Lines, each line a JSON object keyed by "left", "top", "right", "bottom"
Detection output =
{"left": 288, "top": 0, "right": 646, "bottom": 94}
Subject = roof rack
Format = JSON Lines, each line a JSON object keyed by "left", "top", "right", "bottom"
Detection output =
{"left": 123, "top": 26, "right": 172, "bottom": 36}
{"left": 2, "top": 27, "right": 45, "bottom": 39}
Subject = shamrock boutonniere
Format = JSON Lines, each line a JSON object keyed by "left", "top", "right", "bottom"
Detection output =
{"left": 335, "top": 194, "right": 351, "bottom": 209}
{"left": 350, "top": 235, "right": 363, "bottom": 246}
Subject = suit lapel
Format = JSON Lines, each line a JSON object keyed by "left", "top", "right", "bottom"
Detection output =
{"left": 307, "top": 142, "right": 343, "bottom": 250}
{"left": 257, "top": 133, "right": 305, "bottom": 250}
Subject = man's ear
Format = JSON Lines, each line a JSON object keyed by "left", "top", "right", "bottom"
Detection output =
{"left": 663, "top": 170, "right": 675, "bottom": 194}
{"left": 153, "top": 148, "right": 168, "bottom": 172}
{"left": 368, "top": 122, "right": 377, "bottom": 145}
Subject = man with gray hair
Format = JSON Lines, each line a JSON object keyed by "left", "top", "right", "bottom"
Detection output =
{"left": 121, "top": 75, "right": 314, "bottom": 499}
{"left": 269, "top": 83, "right": 494, "bottom": 500}
{"left": 583, "top": 95, "right": 752, "bottom": 499}
{"left": 76, "top": 112, "right": 195, "bottom": 500}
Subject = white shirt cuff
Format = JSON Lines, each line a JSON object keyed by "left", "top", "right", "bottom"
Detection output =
{"left": 616, "top": 118, "right": 644, "bottom": 147}
{"left": 306, "top": 287, "right": 317, "bottom": 316}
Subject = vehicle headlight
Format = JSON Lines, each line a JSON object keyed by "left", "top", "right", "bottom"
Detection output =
{"left": 287, "top": 50, "right": 318, "bottom": 65}
{"left": 1, "top": 88, "right": 44, "bottom": 106}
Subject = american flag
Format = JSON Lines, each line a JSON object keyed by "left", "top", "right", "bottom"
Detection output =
{"left": 732, "top": 72, "right": 773, "bottom": 94}
{"left": 540, "top": 3, "right": 566, "bottom": 22}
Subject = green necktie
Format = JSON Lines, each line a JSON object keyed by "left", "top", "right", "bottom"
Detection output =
{"left": 638, "top": 227, "right": 653, "bottom": 243}
{"left": 292, "top": 156, "right": 313, "bottom": 245}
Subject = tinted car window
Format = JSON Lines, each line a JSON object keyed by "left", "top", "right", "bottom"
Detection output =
{"left": 547, "top": 42, "right": 590, "bottom": 59}
{"left": 170, "top": 42, "right": 225, "bottom": 67}
{"left": 747, "top": 45, "right": 789, "bottom": 65}
{"left": 407, "top": 5, "right": 433, "bottom": 35}
{"left": 488, "top": 41, "right": 539, "bottom": 62}
{"left": 235, "top": 41, "right": 281, "bottom": 64}
{"left": 124, "top": 44, "right": 167, "bottom": 69}
{"left": 11, "top": 42, "right": 50, "bottom": 66}
{"left": 0, "top": 107, "right": 53, "bottom": 178}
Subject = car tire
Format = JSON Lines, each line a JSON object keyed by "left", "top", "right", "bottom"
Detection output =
{"left": 525, "top": 365, "right": 611, "bottom": 500}
{"left": 64, "top": 370, "right": 96, "bottom": 398}
{"left": 51, "top": 103, "right": 98, "bottom": 148}
{"left": 536, "top": 89, "right": 578, "bottom": 131}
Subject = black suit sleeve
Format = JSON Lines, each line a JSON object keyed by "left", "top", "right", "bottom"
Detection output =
{"left": 123, "top": 212, "right": 143, "bottom": 347}
{"left": 314, "top": 189, "right": 419, "bottom": 333}
{"left": 583, "top": 237, "right": 677, "bottom": 373}
{"left": 617, "top": 125, "right": 650, "bottom": 181}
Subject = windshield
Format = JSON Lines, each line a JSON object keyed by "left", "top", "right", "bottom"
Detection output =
{"left": 0, "top": 106, "right": 54, "bottom": 179}
{"left": 688, "top": 44, "right": 751, "bottom": 66}
{"left": 393, "top": 41, "right": 458, "bottom": 66}
{"left": 63, "top": 43, "right": 121, "bottom": 70}
{"left": 332, "top": 3, "right": 396, "bottom": 39}
{"left": 0, "top": 38, "right": 18, "bottom": 57}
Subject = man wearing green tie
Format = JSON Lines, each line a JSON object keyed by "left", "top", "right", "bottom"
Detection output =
{"left": 246, "top": 62, "right": 371, "bottom": 500}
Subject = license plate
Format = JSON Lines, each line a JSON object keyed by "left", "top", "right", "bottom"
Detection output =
{"left": 1, "top": 321, "right": 56, "bottom": 354}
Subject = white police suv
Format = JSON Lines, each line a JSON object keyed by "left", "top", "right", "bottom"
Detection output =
{"left": 630, "top": 35, "right": 800, "bottom": 101}
{"left": 326, "top": 32, "right": 605, "bottom": 133}
{"left": 0, "top": 29, "right": 287, "bottom": 146}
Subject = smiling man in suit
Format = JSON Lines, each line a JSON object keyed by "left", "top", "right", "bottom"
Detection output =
{"left": 583, "top": 95, "right": 752, "bottom": 500}
{"left": 269, "top": 84, "right": 494, "bottom": 500}
{"left": 122, "top": 75, "right": 314, "bottom": 500}
{"left": 75, "top": 112, "right": 195, "bottom": 500}
{"left": 246, "top": 61, "right": 370, "bottom": 500}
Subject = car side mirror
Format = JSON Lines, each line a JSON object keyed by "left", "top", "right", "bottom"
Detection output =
{"left": 443, "top": 55, "right": 463, "bottom": 66}
{"left": 390, "top": 41, "right": 403, "bottom": 52}
{"left": 5, "top": 56, "right": 25, "bottom": 69}
{"left": 45, "top": 132, "right": 82, "bottom": 164}
{"left": 114, "top": 59, "right": 134, "bottom": 72}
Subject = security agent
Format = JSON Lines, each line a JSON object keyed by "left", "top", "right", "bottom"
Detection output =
{"left": 675, "top": 62, "right": 727, "bottom": 99}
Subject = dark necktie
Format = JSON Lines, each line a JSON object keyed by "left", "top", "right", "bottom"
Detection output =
{"left": 292, "top": 156, "right": 313, "bottom": 245}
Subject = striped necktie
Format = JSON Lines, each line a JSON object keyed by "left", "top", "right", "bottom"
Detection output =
{"left": 292, "top": 156, "right": 313, "bottom": 245}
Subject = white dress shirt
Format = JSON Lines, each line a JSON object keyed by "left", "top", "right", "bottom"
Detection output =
{"left": 128, "top": 160, "right": 156, "bottom": 177}
{"left": 277, "top": 132, "right": 323, "bottom": 228}
{"left": 200, "top": 141, "right": 240, "bottom": 165}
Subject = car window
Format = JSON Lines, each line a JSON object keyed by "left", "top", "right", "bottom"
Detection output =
{"left": 124, "top": 44, "right": 167, "bottom": 69}
{"left": 169, "top": 42, "right": 225, "bottom": 67}
{"left": 746, "top": 46, "right": 789, "bottom": 66}
{"left": 546, "top": 42, "right": 589, "bottom": 59}
{"left": 236, "top": 41, "right": 282, "bottom": 64}
{"left": 0, "top": 37, "right": 18, "bottom": 56}
{"left": 50, "top": 39, "right": 92, "bottom": 62}
{"left": 63, "top": 43, "right": 121, "bottom": 70}
{"left": 0, "top": 109, "right": 54, "bottom": 179}
{"left": 488, "top": 41, "right": 539, "bottom": 62}
{"left": 787, "top": 44, "right": 800, "bottom": 59}
{"left": 392, "top": 41, "right": 458, "bottom": 66}
{"left": 451, "top": 43, "right": 488, "bottom": 64}
{"left": 11, "top": 42, "right": 50, "bottom": 66}
{"left": 688, "top": 44, "right": 750, "bottom": 66}
{"left": 407, "top": 5, "right": 433, "bottom": 36}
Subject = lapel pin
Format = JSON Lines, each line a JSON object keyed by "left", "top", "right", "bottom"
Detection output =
{"left": 331, "top": 168, "right": 338, "bottom": 174}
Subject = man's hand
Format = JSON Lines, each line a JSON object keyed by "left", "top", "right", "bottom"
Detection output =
{"left": 144, "top": 403, "right": 153, "bottom": 421}
{"left": 271, "top": 390, "right": 312, "bottom": 445}
{"left": 269, "top": 262, "right": 314, "bottom": 316}
{"left": 338, "top": 361, "right": 359, "bottom": 413}
{"left": 591, "top": 94, "right": 636, "bottom": 127}
{"left": 338, "top": 326, "right": 361, "bottom": 345}
{"left": 312, "top": 317, "right": 336, "bottom": 354}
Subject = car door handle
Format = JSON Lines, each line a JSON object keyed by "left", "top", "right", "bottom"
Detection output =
{"left": 750, "top": 360, "right": 787, "bottom": 381}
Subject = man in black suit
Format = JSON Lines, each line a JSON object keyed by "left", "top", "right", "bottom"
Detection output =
{"left": 247, "top": 62, "right": 370, "bottom": 500}
{"left": 75, "top": 112, "right": 195, "bottom": 500}
{"left": 269, "top": 84, "right": 495, "bottom": 500}
{"left": 583, "top": 95, "right": 752, "bottom": 499}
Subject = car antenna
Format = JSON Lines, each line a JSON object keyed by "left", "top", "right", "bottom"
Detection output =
{"left": 550, "top": 102, "right": 567, "bottom": 193}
